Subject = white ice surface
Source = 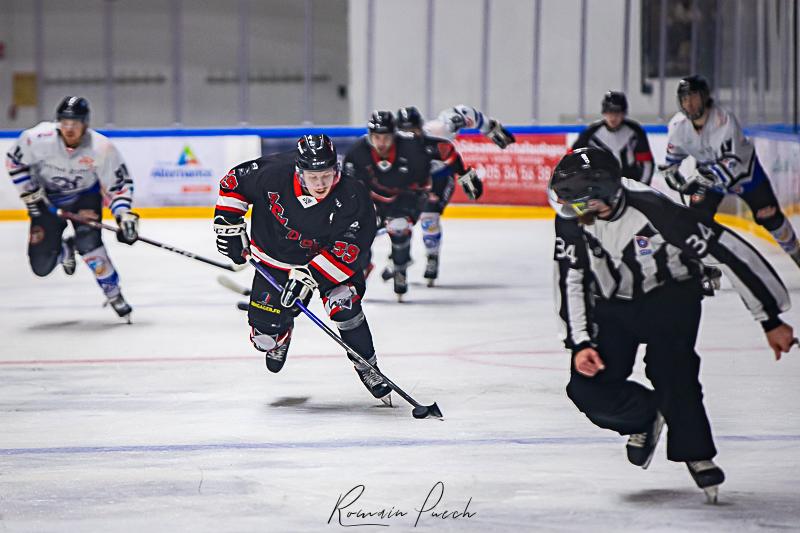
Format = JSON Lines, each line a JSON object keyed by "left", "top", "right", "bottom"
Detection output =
{"left": 1, "top": 217, "right": 799, "bottom": 532}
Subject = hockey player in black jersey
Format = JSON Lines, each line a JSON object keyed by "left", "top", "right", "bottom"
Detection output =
{"left": 395, "top": 105, "right": 483, "bottom": 286}
{"left": 213, "top": 134, "right": 391, "bottom": 402}
{"left": 551, "top": 147, "right": 796, "bottom": 503}
{"left": 343, "top": 110, "right": 443, "bottom": 300}
{"left": 571, "top": 91, "right": 654, "bottom": 184}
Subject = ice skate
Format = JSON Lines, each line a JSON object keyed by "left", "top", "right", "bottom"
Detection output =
{"left": 424, "top": 254, "right": 439, "bottom": 287}
{"left": 393, "top": 268, "right": 408, "bottom": 302}
{"left": 355, "top": 359, "right": 392, "bottom": 405}
{"left": 105, "top": 292, "right": 132, "bottom": 324}
{"left": 626, "top": 412, "right": 664, "bottom": 469}
{"left": 61, "top": 237, "right": 76, "bottom": 275}
{"left": 686, "top": 460, "right": 725, "bottom": 504}
{"left": 260, "top": 329, "right": 292, "bottom": 373}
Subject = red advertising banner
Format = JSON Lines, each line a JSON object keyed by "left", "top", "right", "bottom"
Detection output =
{"left": 451, "top": 133, "right": 568, "bottom": 206}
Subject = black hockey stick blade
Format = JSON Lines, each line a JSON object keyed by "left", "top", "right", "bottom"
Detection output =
{"left": 412, "top": 402, "right": 443, "bottom": 419}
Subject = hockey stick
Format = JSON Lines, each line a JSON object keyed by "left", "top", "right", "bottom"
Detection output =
{"left": 217, "top": 275, "right": 251, "bottom": 296}
{"left": 248, "top": 258, "right": 443, "bottom": 419}
{"left": 53, "top": 208, "right": 247, "bottom": 272}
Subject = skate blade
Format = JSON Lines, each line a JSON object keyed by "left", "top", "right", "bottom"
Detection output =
{"left": 123, "top": 313, "right": 132, "bottom": 325}
{"left": 426, "top": 278, "right": 435, "bottom": 287}
{"left": 379, "top": 393, "right": 393, "bottom": 407}
{"left": 396, "top": 293, "right": 404, "bottom": 303}
{"left": 703, "top": 485, "right": 719, "bottom": 504}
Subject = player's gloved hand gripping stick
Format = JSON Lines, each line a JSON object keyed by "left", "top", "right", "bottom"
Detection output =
{"left": 52, "top": 207, "right": 247, "bottom": 272}
{"left": 248, "top": 256, "right": 443, "bottom": 420}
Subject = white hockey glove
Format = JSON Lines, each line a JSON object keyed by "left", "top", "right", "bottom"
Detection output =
{"left": 280, "top": 266, "right": 318, "bottom": 308}
{"left": 20, "top": 187, "right": 49, "bottom": 218}
{"left": 214, "top": 215, "right": 249, "bottom": 265}
{"left": 458, "top": 168, "right": 484, "bottom": 200}
{"left": 486, "top": 120, "right": 516, "bottom": 149}
{"left": 115, "top": 211, "right": 140, "bottom": 245}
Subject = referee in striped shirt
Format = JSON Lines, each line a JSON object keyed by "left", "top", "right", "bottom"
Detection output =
{"left": 550, "top": 147, "right": 795, "bottom": 498}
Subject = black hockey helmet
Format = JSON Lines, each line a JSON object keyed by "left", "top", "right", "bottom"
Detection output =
{"left": 601, "top": 91, "right": 628, "bottom": 114}
{"left": 548, "top": 147, "right": 623, "bottom": 217}
{"left": 296, "top": 134, "right": 341, "bottom": 194}
{"left": 677, "top": 75, "right": 711, "bottom": 120}
{"left": 396, "top": 106, "right": 424, "bottom": 131}
{"left": 296, "top": 134, "right": 338, "bottom": 171}
{"left": 367, "top": 110, "right": 395, "bottom": 134}
{"left": 56, "top": 96, "right": 90, "bottom": 123}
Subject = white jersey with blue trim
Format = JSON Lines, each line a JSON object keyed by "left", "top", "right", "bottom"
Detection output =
{"left": 664, "top": 104, "right": 756, "bottom": 192}
{"left": 423, "top": 104, "right": 493, "bottom": 141}
{"left": 5, "top": 121, "right": 133, "bottom": 215}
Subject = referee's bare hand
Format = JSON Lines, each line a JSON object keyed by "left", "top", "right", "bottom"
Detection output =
{"left": 574, "top": 348, "right": 606, "bottom": 377}
{"left": 765, "top": 323, "right": 795, "bottom": 361}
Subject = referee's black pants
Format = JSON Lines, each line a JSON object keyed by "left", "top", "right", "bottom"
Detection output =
{"left": 566, "top": 280, "right": 717, "bottom": 462}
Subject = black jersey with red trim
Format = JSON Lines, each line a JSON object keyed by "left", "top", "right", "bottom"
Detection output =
{"left": 420, "top": 133, "right": 468, "bottom": 178}
{"left": 214, "top": 150, "right": 377, "bottom": 289}
{"left": 342, "top": 134, "right": 435, "bottom": 204}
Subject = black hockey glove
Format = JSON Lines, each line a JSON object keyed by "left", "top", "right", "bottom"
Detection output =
{"left": 486, "top": 120, "right": 516, "bottom": 149}
{"left": 213, "top": 215, "right": 249, "bottom": 265}
{"left": 115, "top": 211, "right": 139, "bottom": 245}
{"left": 280, "top": 266, "right": 318, "bottom": 308}
{"left": 20, "top": 187, "right": 49, "bottom": 218}
{"left": 458, "top": 168, "right": 484, "bottom": 200}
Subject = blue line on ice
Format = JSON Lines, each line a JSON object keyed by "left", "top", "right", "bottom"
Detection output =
{"left": 2, "top": 434, "right": 799, "bottom": 456}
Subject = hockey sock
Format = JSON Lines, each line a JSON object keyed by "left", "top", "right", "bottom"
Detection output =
{"left": 768, "top": 218, "right": 800, "bottom": 254}
{"left": 420, "top": 212, "right": 442, "bottom": 256}
{"left": 81, "top": 245, "right": 122, "bottom": 298}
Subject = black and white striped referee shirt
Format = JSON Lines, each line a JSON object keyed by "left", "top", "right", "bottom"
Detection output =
{"left": 554, "top": 179, "right": 790, "bottom": 352}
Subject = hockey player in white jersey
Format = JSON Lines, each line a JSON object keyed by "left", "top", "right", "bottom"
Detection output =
{"left": 423, "top": 104, "right": 515, "bottom": 149}
{"left": 5, "top": 96, "right": 138, "bottom": 320}
{"left": 661, "top": 75, "right": 800, "bottom": 267}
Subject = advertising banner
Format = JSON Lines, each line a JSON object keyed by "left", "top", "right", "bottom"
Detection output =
{"left": 113, "top": 136, "right": 261, "bottom": 207}
{"left": 451, "top": 133, "right": 568, "bottom": 206}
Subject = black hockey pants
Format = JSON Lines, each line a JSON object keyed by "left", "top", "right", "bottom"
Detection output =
{"left": 27, "top": 192, "right": 104, "bottom": 277}
{"left": 566, "top": 280, "right": 717, "bottom": 462}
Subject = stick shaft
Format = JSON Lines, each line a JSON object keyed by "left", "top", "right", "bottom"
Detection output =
{"left": 55, "top": 209, "right": 241, "bottom": 272}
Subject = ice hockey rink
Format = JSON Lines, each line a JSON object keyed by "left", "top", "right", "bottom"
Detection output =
{"left": 1, "top": 216, "right": 799, "bottom": 532}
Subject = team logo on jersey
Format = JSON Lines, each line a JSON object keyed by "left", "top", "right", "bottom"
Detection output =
{"left": 220, "top": 169, "right": 238, "bottom": 190}
{"left": 79, "top": 156, "right": 94, "bottom": 166}
{"left": 376, "top": 159, "right": 392, "bottom": 172}
{"left": 634, "top": 235, "right": 653, "bottom": 256}
{"left": 297, "top": 195, "right": 318, "bottom": 208}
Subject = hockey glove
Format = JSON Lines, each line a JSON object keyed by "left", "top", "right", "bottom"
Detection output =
{"left": 280, "top": 266, "right": 318, "bottom": 308}
{"left": 678, "top": 171, "right": 717, "bottom": 195}
{"left": 486, "top": 120, "right": 516, "bottom": 149}
{"left": 20, "top": 187, "right": 49, "bottom": 218}
{"left": 213, "top": 215, "right": 249, "bottom": 264}
{"left": 458, "top": 168, "right": 484, "bottom": 200}
{"left": 115, "top": 211, "right": 140, "bottom": 245}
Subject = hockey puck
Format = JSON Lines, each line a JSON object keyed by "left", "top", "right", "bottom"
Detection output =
{"left": 412, "top": 406, "right": 429, "bottom": 419}
{"left": 236, "top": 301, "right": 249, "bottom": 311}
